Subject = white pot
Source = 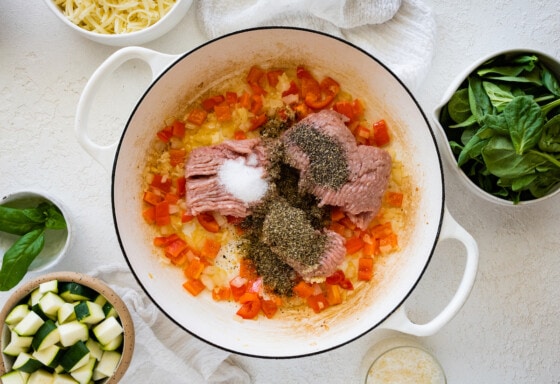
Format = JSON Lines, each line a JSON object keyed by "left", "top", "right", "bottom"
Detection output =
{"left": 76, "top": 28, "right": 479, "bottom": 358}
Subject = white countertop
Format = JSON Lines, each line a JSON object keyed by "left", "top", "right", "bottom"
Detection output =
{"left": 1, "top": 1, "right": 559, "bottom": 383}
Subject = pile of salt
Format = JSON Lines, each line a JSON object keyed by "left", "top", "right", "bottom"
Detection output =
{"left": 217, "top": 155, "right": 268, "bottom": 203}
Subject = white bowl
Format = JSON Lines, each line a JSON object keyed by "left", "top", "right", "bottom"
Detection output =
{"left": 432, "top": 48, "right": 560, "bottom": 206}
{"left": 43, "top": 0, "right": 193, "bottom": 46}
{"left": 0, "top": 191, "right": 71, "bottom": 274}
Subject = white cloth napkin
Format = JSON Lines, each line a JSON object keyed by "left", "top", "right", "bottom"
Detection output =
{"left": 196, "top": 0, "right": 436, "bottom": 90}
{"left": 90, "top": 264, "right": 251, "bottom": 384}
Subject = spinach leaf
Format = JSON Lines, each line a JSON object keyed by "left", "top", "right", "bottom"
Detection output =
{"left": 447, "top": 88, "right": 472, "bottom": 124}
{"left": 457, "top": 127, "right": 491, "bottom": 167}
{"left": 468, "top": 76, "right": 492, "bottom": 123}
{"left": 541, "top": 98, "right": 560, "bottom": 116}
{"left": 538, "top": 115, "right": 560, "bottom": 152}
{"left": 0, "top": 228, "right": 45, "bottom": 291}
{"left": 482, "top": 114, "right": 509, "bottom": 135}
{"left": 477, "top": 54, "right": 538, "bottom": 77}
{"left": 541, "top": 64, "right": 560, "bottom": 97}
{"left": 0, "top": 206, "right": 44, "bottom": 235}
{"left": 481, "top": 136, "right": 544, "bottom": 178}
{"left": 482, "top": 81, "right": 514, "bottom": 112}
{"left": 529, "top": 170, "right": 560, "bottom": 197}
{"left": 504, "top": 96, "right": 544, "bottom": 154}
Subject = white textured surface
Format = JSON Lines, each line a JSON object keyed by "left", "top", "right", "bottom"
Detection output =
{"left": 1, "top": 1, "right": 559, "bottom": 383}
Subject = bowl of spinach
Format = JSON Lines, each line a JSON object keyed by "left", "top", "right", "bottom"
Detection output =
{"left": 0, "top": 191, "right": 71, "bottom": 291}
{"left": 434, "top": 49, "right": 560, "bottom": 205}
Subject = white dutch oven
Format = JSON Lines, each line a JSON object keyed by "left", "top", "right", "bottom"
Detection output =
{"left": 76, "top": 28, "right": 478, "bottom": 358}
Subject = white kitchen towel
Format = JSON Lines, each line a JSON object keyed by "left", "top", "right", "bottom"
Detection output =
{"left": 90, "top": 264, "right": 251, "bottom": 384}
{"left": 196, "top": 0, "right": 436, "bottom": 90}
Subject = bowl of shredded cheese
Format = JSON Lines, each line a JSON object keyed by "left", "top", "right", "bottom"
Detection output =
{"left": 44, "top": 0, "right": 192, "bottom": 46}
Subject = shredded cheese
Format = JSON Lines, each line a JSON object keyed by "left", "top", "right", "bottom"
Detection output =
{"left": 53, "top": 0, "right": 177, "bottom": 35}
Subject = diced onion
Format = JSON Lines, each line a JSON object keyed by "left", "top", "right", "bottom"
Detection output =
{"left": 52, "top": 0, "right": 177, "bottom": 35}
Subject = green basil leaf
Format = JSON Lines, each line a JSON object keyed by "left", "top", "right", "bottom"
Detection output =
{"left": 44, "top": 204, "right": 66, "bottom": 230}
{"left": 0, "top": 228, "right": 45, "bottom": 291}
{"left": 505, "top": 96, "right": 545, "bottom": 154}
{"left": 0, "top": 206, "right": 43, "bottom": 236}
{"left": 482, "top": 136, "right": 545, "bottom": 178}
{"left": 538, "top": 115, "right": 560, "bottom": 152}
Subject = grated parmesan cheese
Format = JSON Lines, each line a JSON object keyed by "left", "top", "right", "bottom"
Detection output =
{"left": 52, "top": 0, "right": 177, "bottom": 35}
{"left": 218, "top": 157, "right": 268, "bottom": 204}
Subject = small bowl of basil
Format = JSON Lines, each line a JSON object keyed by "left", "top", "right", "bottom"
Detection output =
{"left": 433, "top": 49, "right": 560, "bottom": 205}
{"left": 0, "top": 191, "right": 72, "bottom": 291}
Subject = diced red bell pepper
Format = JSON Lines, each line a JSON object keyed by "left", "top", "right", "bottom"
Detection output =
{"left": 171, "top": 120, "right": 185, "bottom": 138}
{"left": 187, "top": 108, "right": 208, "bottom": 126}
{"left": 201, "top": 94, "right": 225, "bottom": 112}
{"left": 307, "top": 293, "right": 329, "bottom": 313}
{"left": 196, "top": 212, "right": 220, "bottom": 233}
{"left": 236, "top": 298, "right": 261, "bottom": 319}
{"left": 154, "top": 201, "right": 170, "bottom": 226}
{"left": 358, "top": 257, "right": 374, "bottom": 281}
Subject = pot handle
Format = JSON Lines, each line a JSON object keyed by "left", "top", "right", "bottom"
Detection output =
{"left": 75, "top": 46, "right": 179, "bottom": 171}
{"left": 380, "top": 207, "right": 478, "bottom": 336}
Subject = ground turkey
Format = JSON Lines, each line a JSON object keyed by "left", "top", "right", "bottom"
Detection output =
{"left": 282, "top": 109, "right": 392, "bottom": 230}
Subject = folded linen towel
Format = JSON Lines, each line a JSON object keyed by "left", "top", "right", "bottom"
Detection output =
{"left": 90, "top": 264, "right": 251, "bottom": 384}
{"left": 196, "top": 0, "right": 436, "bottom": 90}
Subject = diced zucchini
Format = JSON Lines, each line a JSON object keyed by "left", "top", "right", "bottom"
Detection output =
{"left": 74, "top": 301, "right": 105, "bottom": 325}
{"left": 29, "top": 288, "right": 44, "bottom": 307}
{"left": 53, "top": 372, "right": 79, "bottom": 384}
{"left": 0, "top": 370, "right": 27, "bottom": 384}
{"left": 93, "top": 294, "right": 107, "bottom": 307}
{"left": 85, "top": 339, "right": 104, "bottom": 361}
{"left": 59, "top": 283, "right": 96, "bottom": 302}
{"left": 57, "top": 321, "right": 89, "bottom": 348}
{"left": 69, "top": 357, "right": 96, "bottom": 384}
{"left": 57, "top": 302, "right": 77, "bottom": 324}
{"left": 39, "top": 280, "right": 58, "bottom": 294}
{"left": 27, "top": 369, "right": 53, "bottom": 384}
{"left": 94, "top": 350, "right": 121, "bottom": 379}
{"left": 5, "top": 304, "right": 30, "bottom": 326}
{"left": 31, "top": 320, "right": 60, "bottom": 351}
{"left": 12, "top": 352, "right": 42, "bottom": 373}
{"left": 38, "top": 292, "right": 66, "bottom": 319}
{"left": 32, "top": 344, "right": 64, "bottom": 368}
{"left": 30, "top": 304, "right": 49, "bottom": 322}
{"left": 13, "top": 311, "right": 45, "bottom": 336}
{"left": 92, "top": 317, "right": 123, "bottom": 346}
{"left": 3, "top": 331, "right": 33, "bottom": 356}
{"left": 102, "top": 302, "right": 117, "bottom": 319}
{"left": 100, "top": 334, "right": 122, "bottom": 352}
{"left": 59, "top": 341, "right": 90, "bottom": 372}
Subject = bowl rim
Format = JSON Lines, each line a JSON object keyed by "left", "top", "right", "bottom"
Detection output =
{"left": 0, "top": 190, "right": 72, "bottom": 273}
{"left": 110, "top": 26, "right": 446, "bottom": 359}
{"left": 0, "top": 271, "right": 134, "bottom": 382}
{"left": 431, "top": 47, "right": 560, "bottom": 206}
{"left": 42, "top": 0, "right": 192, "bottom": 43}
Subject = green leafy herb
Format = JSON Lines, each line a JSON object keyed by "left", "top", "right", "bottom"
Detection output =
{"left": 0, "top": 201, "right": 66, "bottom": 291}
{"left": 439, "top": 53, "right": 560, "bottom": 203}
